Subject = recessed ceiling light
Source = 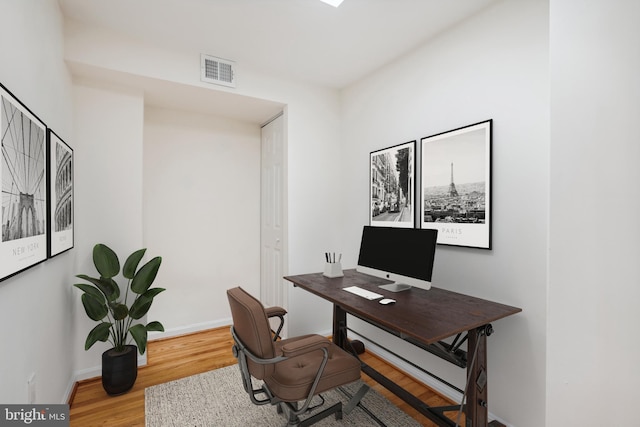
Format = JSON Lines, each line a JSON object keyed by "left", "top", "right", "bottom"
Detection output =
{"left": 319, "top": 0, "right": 345, "bottom": 7}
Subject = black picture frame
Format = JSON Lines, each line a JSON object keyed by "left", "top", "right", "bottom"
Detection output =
{"left": 0, "top": 83, "right": 48, "bottom": 281}
{"left": 369, "top": 140, "right": 416, "bottom": 228}
{"left": 420, "top": 120, "right": 492, "bottom": 249}
{"left": 47, "top": 129, "right": 74, "bottom": 258}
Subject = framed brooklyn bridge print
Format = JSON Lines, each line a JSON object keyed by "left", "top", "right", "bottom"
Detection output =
{"left": 420, "top": 120, "right": 492, "bottom": 249}
{"left": 48, "top": 129, "right": 74, "bottom": 257}
{"left": 0, "top": 83, "right": 48, "bottom": 281}
{"left": 370, "top": 140, "right": 415, "bottom": 228}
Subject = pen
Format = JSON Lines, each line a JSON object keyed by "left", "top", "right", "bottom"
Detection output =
{"left": 325, "top": 252, "right": 342, "bottom": 263}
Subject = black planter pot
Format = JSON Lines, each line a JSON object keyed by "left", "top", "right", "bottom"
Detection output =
{"left": 102, "top": 345, "right": 138, "bottom": 395}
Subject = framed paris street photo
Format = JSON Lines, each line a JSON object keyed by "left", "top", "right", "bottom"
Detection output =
{"left": 370, "top": 140, "right": 415, "bottom": 228}
{"left": 1, "top": 83, "right": 48, "bottom": 281}
{"left": 48, "top": 129, "right": 74, "bottom": 257}
{"left": 420, "top": 120, "right": 492, "bottom": 249}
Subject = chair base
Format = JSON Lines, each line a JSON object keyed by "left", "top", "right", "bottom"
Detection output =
{"left": 281, "top": 401, "right": 342, "bottom": 427}
{"left": 279, "top": 383, "right": 370, "bottom": 427}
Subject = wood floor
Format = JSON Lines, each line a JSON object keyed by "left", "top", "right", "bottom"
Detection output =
{"left": 68, "top": 327, "right": 461, "bottom": 426}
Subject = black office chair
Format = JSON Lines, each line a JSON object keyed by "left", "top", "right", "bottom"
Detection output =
{"left": 227, "top": 286, "right": 370, "bottom": 426}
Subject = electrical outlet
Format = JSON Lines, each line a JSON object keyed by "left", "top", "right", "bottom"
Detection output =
{"left": 27, "top": 372, "right": 36, "bottom": 404}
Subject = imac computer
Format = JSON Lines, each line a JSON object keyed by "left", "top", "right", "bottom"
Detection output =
{"left": 356, "top": 226, "right": 438, "bottom": 292}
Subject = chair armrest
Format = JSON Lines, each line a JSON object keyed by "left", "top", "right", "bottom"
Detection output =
{"left": 281, "top": 335, "right": 330, "bottom": 358}
{"left": 265, "top": 306, "right": 287, "bottom": 341}
{"left": 265, "top": 306, "right": 287, "bottom": 318}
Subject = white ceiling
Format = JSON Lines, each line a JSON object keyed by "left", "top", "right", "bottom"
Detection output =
{"left": 58, "top": 0, "right": 500, "bottom": 90}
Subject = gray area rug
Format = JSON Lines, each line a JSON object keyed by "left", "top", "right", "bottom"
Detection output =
{"left": 145, "top": 364, "right": 421, "bottom": 426}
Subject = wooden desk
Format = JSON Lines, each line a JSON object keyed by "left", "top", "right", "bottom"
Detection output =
{"left": 284, "top": 269, "right": 521, "bottom": 427}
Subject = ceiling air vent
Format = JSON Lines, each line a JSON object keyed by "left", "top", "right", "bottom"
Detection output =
{"left": 200, "top": 54, "right": 236, "bottom": 88}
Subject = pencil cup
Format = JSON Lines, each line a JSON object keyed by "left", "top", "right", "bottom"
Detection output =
{"left": 323, "top": 262, "right": 343, "bottom": 278}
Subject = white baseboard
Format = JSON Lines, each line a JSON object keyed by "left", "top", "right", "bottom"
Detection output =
{"left": 64, "top": 320, "right": 513, "bottom": 425}
{"left": 65, "top": 320, "right": 233, "bottom": 403}
{"left": 148, "top": 318, "right": 232, "bottom": 340}
{"left": 64, "top": 353, "right": 148, "bottom": 404}
{"left": 61, "top": 378, "right": 76, "bottom": 405}
{"left": 350, "top": 332, "right": 463, "bottom": 402}
{"left": 349, "top": 332, "right": 513, "bottom": 427}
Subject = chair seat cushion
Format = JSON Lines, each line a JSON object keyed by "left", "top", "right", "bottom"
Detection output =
{"left": 265, "top": 335, "right": 361, "bottom": 402}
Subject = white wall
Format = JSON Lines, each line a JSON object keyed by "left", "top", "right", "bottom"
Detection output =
{"left": 143, "top": 107, "right": 261, "bottom": 334}
{"left": 0, "top": 0, "right": 76, "bottom": 404}
{"left": 547, "top": 1, "right": 640, "bottom": 425}
{"left": 3, "top": 3, "right": 638, "bottom": 425}
{"left": 5, "top": 2, "right": 640, "bottom": 424}
{"left": 63, "top": 16, "right": 343, "bottom": 348}
{"left": 282, "top": 87, "right": 343, "bottom": 336}
{"left": 0, "top": 1, "right": 340, "bottom": 401}
{"left": 71, "top": 80, "right": 146, "bottom": 377}
{"left": 340, "top": 1, "right": 549, "bottom": 426}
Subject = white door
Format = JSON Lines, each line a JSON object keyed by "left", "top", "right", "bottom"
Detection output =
{"left": 261, "top": 113, "right": 288, "bottom": 336}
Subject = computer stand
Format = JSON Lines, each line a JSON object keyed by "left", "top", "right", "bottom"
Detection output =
{"left": 379, "top": 283, "right": 411, "bottom": 292}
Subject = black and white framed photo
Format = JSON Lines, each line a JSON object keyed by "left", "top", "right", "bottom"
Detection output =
{"left": 0, "top": 83, "right": 48, "bottom": 281}
{"left": 420, "top": 120, "right": 492, "bottom": 249}
{"left": 370, "top": 140, "right": 415, "bottom": 228}
{"left": 48, "top": 129, "right": 74, "bottom": 257}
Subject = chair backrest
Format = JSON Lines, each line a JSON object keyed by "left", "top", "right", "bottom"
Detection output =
{"left": 227, "top": 287, "right": 276, "bottom": 379}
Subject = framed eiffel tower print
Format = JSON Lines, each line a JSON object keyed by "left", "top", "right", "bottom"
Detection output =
{"left": 0, "top": 83, "right": 48, "bottom": 281}
{"left": 420, "top": 120, "right": 492, "bottom": 249}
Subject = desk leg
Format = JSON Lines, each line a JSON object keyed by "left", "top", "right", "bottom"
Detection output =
{"left": 466, "top": 326, "right": 489, "bottom": 427}
{"left": 333, "top": 304, "right": 347, "bottom": 348}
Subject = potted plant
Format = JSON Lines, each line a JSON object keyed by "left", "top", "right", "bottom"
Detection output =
{"left": 74, "top": 243, "right": 165, "bottom": 395}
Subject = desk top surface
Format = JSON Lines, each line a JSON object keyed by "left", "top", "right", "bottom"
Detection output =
{"left": 284, "top": 269, "right": 522, "bottom": 344}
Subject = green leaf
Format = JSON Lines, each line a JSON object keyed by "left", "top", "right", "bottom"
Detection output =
{"left": 130, "top": 302, "right": 151, "bottom": 320}
{"left": 129, "top": 324, "right": 148, "bottom": 354}
{"left": 85, "top": 322, "right": 112, "bottom": 350}
{"left": 146, "top": 321, "right": 164, "bottom": 332}
{"left": 103, "top": 278, "right": 121, "bottom": 301}
{"left": 123, "top": 248, "right": 146, "bottom": 279}
{"left": 143, "top": 287, "right": 165, "bottom": 299}
{"left": 73, "top": 283, "right": 105, "bottom": 303}
{"left": 93, "top": 244, "right": 120, "bottom": 278}
{"left": 76, "top": 275, "right": 119, "bottom": 302}
{"left": 129, "top": 288, "right": 164, "bottom": 320}
{"left": 80, "top": 293, "right": 109, "bottom": 321}
{"left": 130, "top": 256, "right": 162, "bottom": 294}
{"left": 109, "top": 302, "right": 129, "bottom": 320}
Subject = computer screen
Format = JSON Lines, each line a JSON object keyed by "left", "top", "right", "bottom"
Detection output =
{"left": 356, "top": 226, "right": 438, "bottom": 292}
